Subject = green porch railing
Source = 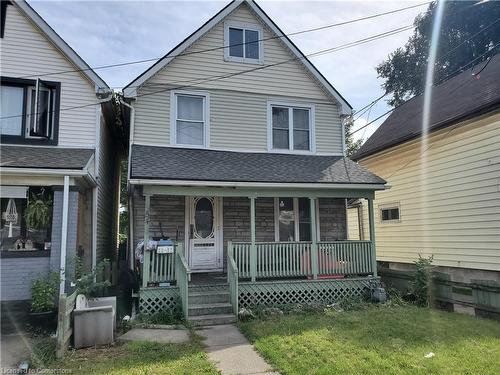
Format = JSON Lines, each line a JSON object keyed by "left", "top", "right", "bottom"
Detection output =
{"left": 233, "top": 240, "right": 373, "bottom": 280}
{"left": 318, "top": 241, "right": 373, "bottom": 276}
{"left": 175, "top": 244, "right": 191, "bottom": 320}
{"left": 227, "top": 242, "right": 239, "bottom": 315}
{"left": 143, "top": 247, "right": 177, "bottom": 284}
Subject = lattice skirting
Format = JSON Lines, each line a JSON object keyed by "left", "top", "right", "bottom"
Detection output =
{"left": 139, "top": 287, "right": 180, "bottom": 315}
{"left": 239, "top": 277, "right": 377, "bottom": 308}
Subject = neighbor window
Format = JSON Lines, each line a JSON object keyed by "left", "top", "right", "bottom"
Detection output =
{"left": 270, "top": 104, "right": 313, "bottom": 152}
{"left": 0, "top": 186, "right": 53, "bottom": 253}
{"left": 275, "top": 197, "right": 314, "bottom": 241}
{"left": 224, "top": 22, "right": 262, "bottom": 63}
{"left": 380, "top": 205, "right": 400, "bottom": 222}
{"left": 172, "top": 92, "right": 208, "bottom": 147}
{"left": 0, "top": 77, "right": 59, "bottom": 144}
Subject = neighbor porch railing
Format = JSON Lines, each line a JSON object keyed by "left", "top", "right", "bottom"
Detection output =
{"left": 230, "top": 240, "right": 374, "bottom": 281}
{"left": 175, "top": 247, "right": 191, "bottom": 320}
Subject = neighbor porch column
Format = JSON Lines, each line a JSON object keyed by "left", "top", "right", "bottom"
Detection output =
{"left": 59, "top": 175, "right": 70, "bottom": 295}
{"left": 142, "top": 194, "right": 151, "bottom": 287}
{"left": 310, "top": 197, "right": 318, "bottom": 280}
{"left": 249, "top": 196, "right": 257, "bottom": 282}
{"left": 367, "top": 198, "right": 378, "bottom": 277}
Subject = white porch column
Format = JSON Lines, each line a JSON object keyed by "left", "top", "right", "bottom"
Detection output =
{"left": 59, "top": 175, "right": 70, "bottom": 295}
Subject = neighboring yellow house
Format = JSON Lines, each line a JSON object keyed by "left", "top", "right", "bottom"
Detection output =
{"left": 350, "top": 53, "right": 500, "bottom": 314}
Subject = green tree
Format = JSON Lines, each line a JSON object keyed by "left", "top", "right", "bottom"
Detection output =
{"left": 344, "top": 117, "right": 363, "bottom": 157}
{"left": 377, "top": 1, "right": 500, "bottom": 107}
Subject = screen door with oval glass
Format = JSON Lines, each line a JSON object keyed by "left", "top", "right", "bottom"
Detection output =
{"left": 186, "top": 197, "right": 223, "bottom": 271}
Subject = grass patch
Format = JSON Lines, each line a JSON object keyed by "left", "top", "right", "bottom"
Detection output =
{"left": 49, "top": 340, "right": 218, "bottom": 374}
{"left": 239, "top": 305, "right": 500, "bottom": 374}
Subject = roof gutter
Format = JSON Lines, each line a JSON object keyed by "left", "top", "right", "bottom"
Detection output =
{"left": 0, "top": 167, "right": 97, "bottom": 187}
{"left": 129, "top": 178, "right": 389, "bottom": 191}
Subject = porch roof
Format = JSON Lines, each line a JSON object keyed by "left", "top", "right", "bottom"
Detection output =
{"left": 0, "top": 146, "right": 94, "bottom": 170}
{"left": 130, "top": 145, "right": 386, "bottom": 185}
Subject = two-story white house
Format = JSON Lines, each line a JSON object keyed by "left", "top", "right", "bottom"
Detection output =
{"left": 0, "top": 0, "right": 124, "bottom": 310}
{"left": 123, "top": 0, "right": 387, "bottom": 325}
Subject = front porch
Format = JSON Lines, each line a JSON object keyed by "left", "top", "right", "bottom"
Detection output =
{"left": 134, "top": 184, "right": 381, "bottom": 320}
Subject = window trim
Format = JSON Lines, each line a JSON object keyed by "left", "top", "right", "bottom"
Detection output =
{"left": 379, "top": 203, "right": 401, "bottom": 223}
{"left": 170, "top": 90, "right": 210, "bottom": 148}
{"left": 0, "top": 76, "right": 60, "bottom": 145}
{"left": 274, "top": 197, "right": 320, "bottom": 242}
{"left": 223, "top": 21, "right": 264, "bottom": 64}
{"left": 267, "top": 101, "right": 316, "bottom": 154}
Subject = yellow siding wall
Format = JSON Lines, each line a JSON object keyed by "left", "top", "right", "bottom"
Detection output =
{"left": 1, "top": 5, "right": 97, "bottom": 148}
{"left": 133, "top": 2, "right": 343, "bottom": 154}
{"left": 355, "top": 112, "right": 500, "bottom": 271}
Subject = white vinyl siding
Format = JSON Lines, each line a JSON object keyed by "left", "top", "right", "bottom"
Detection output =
{"left": 0, "top": 5, "right": 97, "bottom": 147}
{"left": 354, "top": 112, "right": 500, "bottom": 271}
{"left": 134, "top": 88, "right": 342, "bottom": 154}
{"left": 145, "top": 4, "right": 334, "bottom": 100}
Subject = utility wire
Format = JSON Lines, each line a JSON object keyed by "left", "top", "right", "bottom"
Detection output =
{"left": 348, "top": 41, "right": 500, "bottom": 137}
{"left": 15, "top": 1, "right": 430, "bottom": 81}
{"left": 0, "top": 23, "right": 414, "bottom": 120}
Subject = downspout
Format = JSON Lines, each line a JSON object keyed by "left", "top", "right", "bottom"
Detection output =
{"left": 59, "top": 175, "right": 70, "bottom": 295}
{"left": 120, "top": 98, "right": 135, "bottom": 270}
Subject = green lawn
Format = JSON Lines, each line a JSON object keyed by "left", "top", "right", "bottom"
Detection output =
{"left": 239, "top": 305, "right": 500, "bottom": 375}
{"left": 56, "top": 341, "right": 219, "bottom": 375}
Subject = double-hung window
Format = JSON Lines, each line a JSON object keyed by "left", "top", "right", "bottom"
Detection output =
{"left": 224, "top": 21, "right": 263, "bottom": 63}
{"left": 275, "top": 197, "right": 316, "bottom": 242}
{"left": 269, "top": 103, "right": 314, "bottom": 152}
{"left": 0, "top": 77, "right": 60, "bottom": 144}
{"left": 171, "top": 91, "right": 209, "bottom": 147}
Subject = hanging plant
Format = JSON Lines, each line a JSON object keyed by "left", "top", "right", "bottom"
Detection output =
{"left": 25, "top": 193, "right": 52, "bottom": 230}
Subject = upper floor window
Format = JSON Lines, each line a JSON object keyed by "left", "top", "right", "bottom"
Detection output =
{"left": 0, "top": 77, "right": 60, "bottom": 145}
{"left": 268, "top": 102, "right": 315, "bottom": 152}
{"left": 224, "top": 21, "right": 263, "bottom": 64}
{"left": 171, "top": 90, "right": 209, "bottom": 147}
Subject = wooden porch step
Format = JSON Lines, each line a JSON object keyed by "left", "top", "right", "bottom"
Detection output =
{"left": 189, "top": 290, "right": 230, "bottom": 304}
{"left": 188, "top": 313, "right": 237, "bottom": 327}
{"left": 189, "top": 302, "right": 233, "bottom": 316}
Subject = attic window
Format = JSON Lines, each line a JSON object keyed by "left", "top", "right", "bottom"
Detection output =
{"left": 224, "top": 21, "right": 263, "bottom": 64}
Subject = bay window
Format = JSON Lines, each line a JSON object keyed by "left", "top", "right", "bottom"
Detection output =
{"left": 269, "top": 102, "right": 314, "bottom": 152}
{"left": 0, "top": 77, "right": 60, "bottom": 144}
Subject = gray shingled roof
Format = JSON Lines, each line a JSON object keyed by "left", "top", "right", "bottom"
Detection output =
{"left": 130, "top": 145, "right": 386, "bottom": 185}
{"left": 0, "top": 146, "right": 94, "bottom": 169}
{"left": 353, "top": 53, "right": 500, "bottom": 161}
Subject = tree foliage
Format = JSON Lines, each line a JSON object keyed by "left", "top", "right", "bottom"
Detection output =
{"left": 377, "top": 1, "right": 500, "bottom": 107}
{"left": 344, "top": 117, "right": 363, "bottom": 157}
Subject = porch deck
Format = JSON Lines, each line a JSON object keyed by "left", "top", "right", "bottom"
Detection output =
{"left": 139, "top": 240, "right": 378, "bottom": 317}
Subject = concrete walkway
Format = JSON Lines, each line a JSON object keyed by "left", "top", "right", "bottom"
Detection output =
{"left": 197, "top": 324, "right": 279, "bottom": 375}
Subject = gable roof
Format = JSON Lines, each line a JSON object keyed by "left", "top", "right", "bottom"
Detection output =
{"left": 130, "top": 145, "right": 385, "bottom": 185}
{"left": 12, "top": 0, "right": 109, "bottom": 90}
{"left": 123, "top": 0, "right": 351, "bottom": 114}
{"left": 352, "top": 53, "right": 500, "bottom": 161}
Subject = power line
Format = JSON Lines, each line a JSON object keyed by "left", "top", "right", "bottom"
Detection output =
{"left": 348, "top": 40, "right": 500, "bottom": 137}
{"left": 14, "top": 2, "right": 430, "bottom": 81}
{"left": 0, "top": 23, "right": 415, "bottom": 120}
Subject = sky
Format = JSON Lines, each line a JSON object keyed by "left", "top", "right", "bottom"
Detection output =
{"left": 28, "top": 0, "right": 428, "bottom": 143}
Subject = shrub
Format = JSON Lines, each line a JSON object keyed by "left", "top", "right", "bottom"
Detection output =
{"left": 30, "top": 272, "right": 59, "bottom": 312}
{"left": 74, "top": 259, "right": 112, "bottom": 297}
{"left": 412, "top": 255, "right": 434, "bottom": 307}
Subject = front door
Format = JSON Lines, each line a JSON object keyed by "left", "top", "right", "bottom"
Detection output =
{"left": 186, "top": 197, "right": 222, "bottom": 271}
